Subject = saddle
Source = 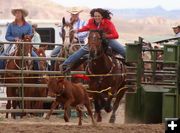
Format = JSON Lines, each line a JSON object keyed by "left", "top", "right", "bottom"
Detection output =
{"left": 105, "top": 46, "right": 124, "bottom": 61}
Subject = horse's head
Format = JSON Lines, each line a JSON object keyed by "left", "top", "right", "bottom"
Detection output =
{"left": 61, "top": 17, "right": 74, "bottom": 47}
{"left": 88, "top": 30, "right": 104, "bottom": 59}
{"left": 21, "top": 34, "right": 33, "bottom": 69}
{"left": 21, "top": 34, "right": 33, "bottom": 56}
{"left": 36, "top": 48, "right": 47, "bottom": 71}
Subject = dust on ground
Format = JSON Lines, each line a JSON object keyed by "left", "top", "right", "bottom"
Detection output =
{"left": 0, "top": 102, "right": 164, "bottom": 133}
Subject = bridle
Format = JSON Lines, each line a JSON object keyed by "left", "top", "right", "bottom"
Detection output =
{"left": 87, "top": 30, "right": 114, "bottom": 74}
{"left": 13, "top": 38, "right": 33, "bottom": 70}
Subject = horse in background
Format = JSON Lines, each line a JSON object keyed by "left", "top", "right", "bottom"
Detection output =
{"left": 5, "top": 35, "right": 33, "bottom": 118}
{"left": 86, "top": 30, "right": 127, "bottom": 123}
{"left": 32, "top": 47, "right": 48, "bottom": 116}
{"left": 52, "top": 17, "right": 74, "bottom": 71}
{"left": 60, "top": 17, "right": 84, "bottom": 55}
{"left": 54, "top": 17, "right": 86, "bottom": 82}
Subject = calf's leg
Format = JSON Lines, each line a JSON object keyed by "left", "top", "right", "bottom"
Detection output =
{"left": 76, "top": 104, "right": 83, "bottom": 126}
{"left": 45, "top": 101, "right": 59, "bottom": 119}
{"left": 84, "top": 103, "right": 95, "bottom": 125}
{"left": 63, "top": 99, "right": 73, "bottom": 122}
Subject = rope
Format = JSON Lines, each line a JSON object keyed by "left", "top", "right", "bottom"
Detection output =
{"left": 86, "top": 86, "right": 128, "bottom": 95}
{"left": 116, "top": 86, "right": 128, "bottom": 95}
{"left": 86, "top": 87, "right": 111, "bottom": 94}
{"left": 0, "top": 73, "right": 126, "bottom": 80}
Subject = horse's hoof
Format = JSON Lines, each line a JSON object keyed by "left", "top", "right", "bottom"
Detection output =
{"left": 45, "top": 116, "right": 50, "bottom": 120}
{"left": 97, "top": 117, "right": 102, "bottom": 122}
{"left": 92, "top": 121, "right": 97, "bottom": 126}
{"left": 109, "top": 117, "right": 115, "bottom": 123}
{"left": 78, "top": 122, "right": 82, "bottom": 126}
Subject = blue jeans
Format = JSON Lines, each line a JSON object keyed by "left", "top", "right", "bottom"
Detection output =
{"left": 32, "top": 50, "right": 39, "bottom": 70}
{"left": 108, "top": 39, "right": 125, "bottom": 58}
{"left": 63, "top": 39, "right": 125, "bottom": 66}
{"left": 63, "top": 45, "right": 89, "bottom": 66}
{"left": 50, "top": 46, "right": 62, "bottom": 67}
{"left": 0, "top": 45, "right": 12, "bottom": 69}
{"left": 0, "top": 54, "right": 5, "bottom": 69}
{"left": 0, "top": 48, "right": 39, "bottom": 70}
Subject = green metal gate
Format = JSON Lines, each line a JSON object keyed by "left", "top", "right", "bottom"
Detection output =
{"left": 125, "top": 37, "right": 180, "bottom": 123}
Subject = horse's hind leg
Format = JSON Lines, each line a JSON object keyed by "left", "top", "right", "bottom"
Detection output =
{"left": 109, "top": 87, "right": 127, "bottom": 123}
{"left": 11, "top": 100, "right": 18, "bottom": 119}
{"left": 6, "top": 100, "right": 11, "bottom": 118}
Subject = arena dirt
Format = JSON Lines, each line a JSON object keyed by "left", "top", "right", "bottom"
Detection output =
{"left": 0, "top": 102, "right": 164, "bottom": 133}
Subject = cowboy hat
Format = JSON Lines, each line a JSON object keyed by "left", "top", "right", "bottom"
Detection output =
{"left": 67, "top": 7, "right": 83, "bottom": 14}
{"left": 11, "top": 8, "right": 28, "bottom": 17}
{"left": 32, "top": 24, "right": 38, "bottom": 28}
{"left": 172, "top": 25, "right": 180, "bottom": 29}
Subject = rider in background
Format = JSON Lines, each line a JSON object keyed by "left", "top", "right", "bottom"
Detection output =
{"left": 61, "top": 8, "right": 126, "bottom": 72}
{"left": 50, "top": 7, "right": 88, "bottom": 68}
{"left": 172, "top": 25, "right": 180, "bottom": 37}
{"left": 0, "top": 7, "right": 39, "bottom": 70}
{"left": 32, "top": 24, "right": 41, "bottom": 49}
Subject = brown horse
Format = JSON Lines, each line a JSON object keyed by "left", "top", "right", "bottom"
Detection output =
{"left": 5, "top": 35, "right": 33, "bottom": 118}
{"left": 86, "top": 30, "right": 127, "bottom": 123}
{"left": 35, "top": 47, "right": 47, "bottom": 71}
{"left": 32, "top": 47, "right": 47, "bottom": 115}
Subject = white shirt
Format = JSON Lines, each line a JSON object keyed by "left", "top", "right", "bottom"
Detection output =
{"left": 32, "top": 31, "right": 41, "bottom": 49}
{"left": 175, "top": 32, "right": 180, "bottom": 37}
{"left": 73, "top": 19, "right": 88, "bottom": 42}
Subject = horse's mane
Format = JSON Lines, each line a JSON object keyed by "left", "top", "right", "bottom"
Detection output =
{"left": 89, "top": 30, "right": 104, "bottom": 39}
{"left": 89, "top": 30, "right": 109, "bottom": 49}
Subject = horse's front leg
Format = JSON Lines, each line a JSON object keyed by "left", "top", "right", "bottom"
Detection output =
{"left": 94, "top": 97, "right": 102, "bottom": 122}
{"left": 109, "top": 87, "right": 127, "bottom": 123}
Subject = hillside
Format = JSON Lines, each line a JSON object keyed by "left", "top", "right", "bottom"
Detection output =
{"left": 0, "top": 0, "right": 179, "bottom": 43}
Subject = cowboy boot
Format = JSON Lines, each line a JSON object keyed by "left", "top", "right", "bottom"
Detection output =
{"left": 59, "top": 64, "right": 71, "bottom": 74}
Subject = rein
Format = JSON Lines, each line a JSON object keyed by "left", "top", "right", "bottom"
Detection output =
{"left": 87, "top": 54, "right": 114, "bottom": 75}
{"left": 12, "top": 42, "right": 32, "bottom": 70}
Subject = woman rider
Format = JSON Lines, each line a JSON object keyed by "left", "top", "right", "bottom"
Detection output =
{"left": 61, "top": 8, "right": 126, "bottom": 72}
{"left": 0, "top": 7, "right": 39, "bottom": 70}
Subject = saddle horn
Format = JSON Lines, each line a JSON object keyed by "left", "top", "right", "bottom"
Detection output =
{"left": 62, "top": 17, "right": 66, "bottom": 25}
{"left": 22, "top": 33, "right": 25, "bottom": 40}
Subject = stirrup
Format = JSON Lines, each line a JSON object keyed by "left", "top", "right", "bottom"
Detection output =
{"left": 60, "top": 64, "right": 71, "bottom": 74}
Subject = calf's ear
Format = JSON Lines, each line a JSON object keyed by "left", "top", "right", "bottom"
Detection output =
{"left": 43, "top": 75, "right": 49, "bottom": 82}
{"left": 57, "top": 77, "right": 64, "bottom": 83}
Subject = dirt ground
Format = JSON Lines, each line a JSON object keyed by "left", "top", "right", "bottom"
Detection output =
{"left": 0, "top": 103, "right": 164, "bottom": 133}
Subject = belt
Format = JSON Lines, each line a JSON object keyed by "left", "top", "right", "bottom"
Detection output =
{"left": 75, "top": 40, "right": 85, "bottom": 44}
{"left": 79, "top": 40, "right": 85, "bottom": 44}
{"left": 74, "top": 38, "right": 85, "bottom": 44}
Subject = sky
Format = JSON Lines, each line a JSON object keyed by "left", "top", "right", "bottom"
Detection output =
{"left": 51, "top": 0, "right": 180, "bottom": 10}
